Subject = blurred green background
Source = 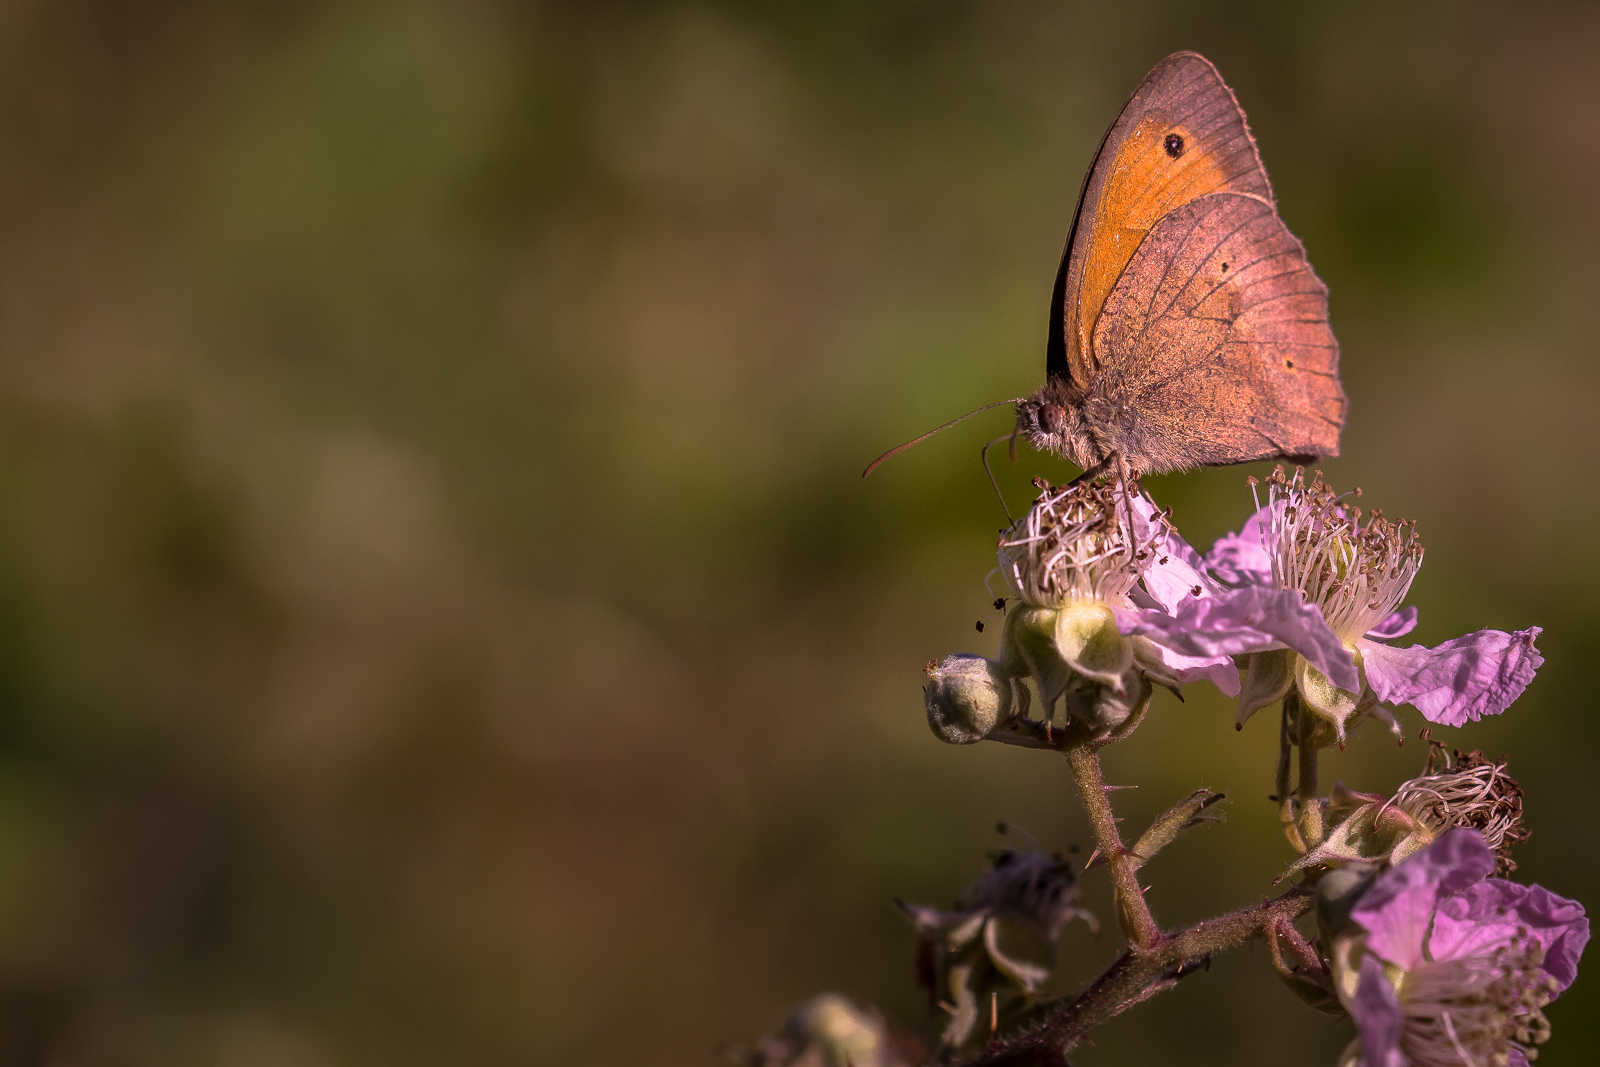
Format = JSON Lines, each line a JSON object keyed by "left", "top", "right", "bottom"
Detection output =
{"left": 0, "top": 1, "right": 1594, "bottom": 1064}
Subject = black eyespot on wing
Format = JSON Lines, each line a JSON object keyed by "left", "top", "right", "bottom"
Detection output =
{"left": 1285, "top": 360, "right": 1295, "bottom": 369}
{"left": 1221, "top": 262, "right": 1229, "bottom": 272}
{"left": 1163, "top": 132, "right": 1184, "bottom": 158}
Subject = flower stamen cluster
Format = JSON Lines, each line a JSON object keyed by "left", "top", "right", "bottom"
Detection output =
{"left": 1393, "top": 748, "right": 1529, "bottom": 875}
{"left": 1393, "top": 934, "right": 1557, "bottom": 1067}
{"left": 1257, "top": 467, "right": 1423, "bottom": 645}
{"left": 997, "top": 477, "right": 1147, "bottom": 609}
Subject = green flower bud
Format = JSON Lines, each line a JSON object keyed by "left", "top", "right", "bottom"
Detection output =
{"left": 1315, "top": 866, "right": 1377, "bottom": 943}
{"left": 924, "top": 654, "right": 1014, "bottom": 744}
{"left": 730, "top": 993, "right": 900, "bottom": 1067}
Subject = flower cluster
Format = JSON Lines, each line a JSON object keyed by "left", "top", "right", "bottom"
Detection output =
{"left": 925, "top": 468, "right": 1543, "bottom": 753}
{"left": 900, "top": 465, "right": 1581, "bottom": 1065}
{"left": 923, "top": 475, "right": 1350, "bottom": 745}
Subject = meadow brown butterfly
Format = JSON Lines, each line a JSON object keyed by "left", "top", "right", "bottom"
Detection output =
{"left": 865, "top": 53, "right": 1346, "bottom": 484}
{"left": 1018, "top": 51, "right": 1346, "bottom": 477}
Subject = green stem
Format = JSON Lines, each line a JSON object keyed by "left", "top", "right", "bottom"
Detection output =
{"left": 1277, "top": 698, "right": 1305, "bottom": 853}
{"left": 1065, "top": 742, "right": 1160, "bottom": 951}
{"left": 1295, "top": 705, "right": 1324, "bottom": 850}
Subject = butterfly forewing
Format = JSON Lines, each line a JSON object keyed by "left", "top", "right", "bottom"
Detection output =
{"left": 1089, "top": 193, "right": 1344, "bottom": 472}
{"left": 1054, "top": 52, "right": 1274, "bottom": 389}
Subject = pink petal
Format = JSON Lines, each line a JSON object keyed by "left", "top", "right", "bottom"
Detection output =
{"left": 1352, "top": 955, "right": 1407, "bottom": 1067}
{"left": 1146, "top": 643, "right": 1241, "bottom": 696}
{"left": 1359, "top": 627, "right": 1543, "bottom": 726}
{"left": 1430, "top": 879, "right": 1589, "bottom": 994}
{"left": 1116, "top": 587, "right": 1356, "bottom": 692}
{"left": 1131, "top": 493, "right": 1218, "bottom": 612}
{"left": 1365, "top": 607, "right": 1418, "bottom": 640}
{"left": 1204, "top": 505, "right": 1273, "bottom": 587}
{"left": 1351, "top": 829, "right": 1495, "bottom": 972}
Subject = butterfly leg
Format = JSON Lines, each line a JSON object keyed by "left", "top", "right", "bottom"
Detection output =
{"left": 1067, "top": 452, "right": 1118, "bottom": 487}
{"left": 981, "top": 434, "right": 1017, "bottom": 522}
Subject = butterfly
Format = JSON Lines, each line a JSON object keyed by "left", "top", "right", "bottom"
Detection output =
{"left": 864, "top": 53, "right": 1346, "bottom": 485}
{"left": 1018, "top": 51, "right": 1346, "bottom": 478}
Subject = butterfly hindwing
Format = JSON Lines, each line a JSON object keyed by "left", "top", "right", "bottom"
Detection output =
{"left": 1088, "top": 192, "right": 1344, "bottom": 472}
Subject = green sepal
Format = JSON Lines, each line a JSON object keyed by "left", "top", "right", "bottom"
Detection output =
{"left": 1237, "top": 649, "right": 1294, "bottom": 728}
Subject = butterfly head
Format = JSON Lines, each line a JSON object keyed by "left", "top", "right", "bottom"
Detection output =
{"left": 1016, "top": 384, "right": 1099, "bottom": 470}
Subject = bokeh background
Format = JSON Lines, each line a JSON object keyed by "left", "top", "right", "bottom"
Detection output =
{"left": 0, "top": 1, "right": 1595, "bottom": 1064}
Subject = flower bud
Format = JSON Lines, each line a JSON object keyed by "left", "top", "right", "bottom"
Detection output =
{"left": 729, "top": 993, "right": 902, "bottom": 1067}
{"left": 1315, "top": 866, "right": 1376, "bottom": 943}
{"left": 923, "top": 654, "right": 1014, "bottom": 745}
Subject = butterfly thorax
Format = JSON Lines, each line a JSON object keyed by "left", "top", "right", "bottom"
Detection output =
{"left": 1021, "top": 375, "right": 1205, "bottom": 477}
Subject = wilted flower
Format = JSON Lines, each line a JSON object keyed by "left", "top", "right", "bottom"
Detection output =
{"left": 1392, "top": 747, "right": 1530, "bottom": 875}
{"left": 1328, "top": 829, "right": 1588, "bottom": 1067}
{"left": 1288, "top": 751, "right": 1529, "bottom": 878}
{"left": 1206, "top": 468, "right": 1543, "bottom": 741}
{"left": 900, "top": 849, "right": 1097, "bottom": 1049}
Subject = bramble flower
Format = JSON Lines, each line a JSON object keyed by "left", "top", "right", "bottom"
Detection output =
{"left": 1329, "top": 829, "right": 1588, "bottom": 1067}
{"left": 900, "top": 849, "right": 1097, "bottom": 1049}
{"left": 989, "top": 478, "right": 1223, "bottom": 734}
{"left": 1205, "top": 468, "right": 1543, "bottom": 742}
{"left": 925, "top": 476, "right": 1364, "bottom": 744}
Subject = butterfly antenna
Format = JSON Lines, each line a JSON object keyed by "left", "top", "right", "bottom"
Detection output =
{"left": 981, "top": 433, "right": 1016, "bottom": 523}
{"left": 862, "top": 398, "right": 1024, "bottom": 479}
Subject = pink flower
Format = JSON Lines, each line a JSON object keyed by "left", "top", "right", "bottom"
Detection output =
{"left": 1196, "top": 469, "right": 1543, "bottom": 740}
{"left": 1335, "top": 829, "right": 1588, "bottom": 1067}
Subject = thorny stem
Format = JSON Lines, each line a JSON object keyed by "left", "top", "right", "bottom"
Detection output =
{"left": 1064, "top": 742, "right": 1160, "bottom": 950}
{"left": 963, "top": 891, "right": 1315, "bottom": 1065}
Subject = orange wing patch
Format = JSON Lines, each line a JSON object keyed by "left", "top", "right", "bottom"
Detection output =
{"left": 1070, "top": 111, "right": 1250, "bottom": 371}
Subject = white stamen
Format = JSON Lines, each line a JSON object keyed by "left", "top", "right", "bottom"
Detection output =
{"left": 997, "top": 480, "right": 1146, "bottom": 609}
{"left": 1255, "top": 468, "right": 1424, "bottom": 644}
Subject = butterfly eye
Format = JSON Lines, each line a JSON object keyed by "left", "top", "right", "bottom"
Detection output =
{"left": 1039, "top": 404, "right": 1066, "bottom": 434}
